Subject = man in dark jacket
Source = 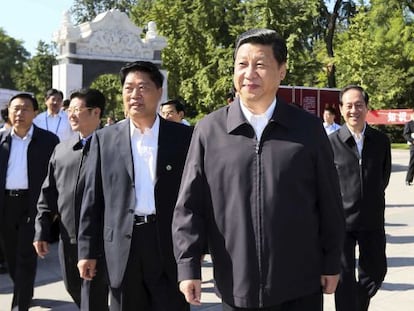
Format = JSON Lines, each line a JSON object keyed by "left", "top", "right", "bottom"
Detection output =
{"left": 403, "top": 113, "right": 414, "bottom": 185}
{"left": 172, "top": 28, "right": 345, "bottom": 310}
{"left": 0, "top": 93, "right": 59, "bottom": 310}
{"left": 34, "top": 89, "right": 109, "bottom": 310}
{"left": 328, "top": 85, "right": 391, "bottom": 311}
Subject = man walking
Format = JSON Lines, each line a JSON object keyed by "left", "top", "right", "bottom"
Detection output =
{"left": 172, "top": 29, "right": 344, "bottom": 310}
{"left": 77, "top": 61, "right": 192, "bottom": 311}
{"left": 329, "top": 85, "right": 391, "bottom": 311}
{"left": 0, "top": 93, "right": 59, "bottom": 310}
{"left": 403, "top": 113, "right": 414, "bottom": 185}
{"left": 33, "top": 89, "right": 109, "bottom": 310}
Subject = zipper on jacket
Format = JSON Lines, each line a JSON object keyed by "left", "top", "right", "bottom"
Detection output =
{"left": 255, "top": 140, "right": 264, "bottom": 307}
{"left": 359, "top": 157, "right": 363, "bottom": 196}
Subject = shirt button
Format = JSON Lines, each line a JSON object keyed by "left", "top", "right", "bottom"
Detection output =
{"left": 128, "top": 209, "right": 134, "bottom": 214}
{"left": 125, "top": 234, "right": 132, "bottom": 239}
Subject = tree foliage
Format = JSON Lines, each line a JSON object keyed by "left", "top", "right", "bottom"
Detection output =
{"left": 0, "top": 28, "right": 30, "bottom": 89}
{"left": 3, "top": 1, "right": 414, "bottom": 120}
{"left": 90, "top": 74, "right": 124, "bottom": 120}
{"left": 70, "top": 0, "right": 138, "bottom": 23}
{"left": 14, "top": 41, "right": 57, "bottom": 109}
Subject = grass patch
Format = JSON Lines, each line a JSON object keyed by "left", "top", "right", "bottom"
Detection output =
{"left": 392, "top": 143, "right": 410, "bottom": 150}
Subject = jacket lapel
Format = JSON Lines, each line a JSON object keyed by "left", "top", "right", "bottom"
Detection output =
{"left": 117, "top": 119, "right": 134, "bottom": 182}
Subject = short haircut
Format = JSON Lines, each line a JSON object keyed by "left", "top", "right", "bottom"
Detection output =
{"left": 63, "top": 99, "right": 70, "bottom": 108}
{"left": 339, "top": 85, "right": 369, "bottom": 106}
{"left": 119, "top": 61, "right": 164, "bottom": 88}
{"left": 45, "top": 88, "right": 64, "bottom": 100}
{"left": 70, "top": 88, "right": 106, "bottom": 117}
{"left": 234, "top": 29, "right": 287, "bottom": 65}
{"left": 8, "top": 93, "right": 39, "bottom": 111}
{"left": 1, "top": 107, "right": 9, "bottom": 123}
{"left": 160, "top": 99, "right": 185, "bottom": 113}
{"left": 324, "top": 106, "right": 337, "bottom": 115}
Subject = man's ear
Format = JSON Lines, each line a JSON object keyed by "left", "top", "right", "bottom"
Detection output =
{"left": 178, "top": 111, "right": 185, "bottom": 119}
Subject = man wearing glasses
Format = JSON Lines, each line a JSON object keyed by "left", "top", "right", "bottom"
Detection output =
{"left": 34, "top": 89, "right": 109, "bottom": 310}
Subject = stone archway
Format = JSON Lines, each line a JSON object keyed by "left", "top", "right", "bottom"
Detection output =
{"left": 52, "top": 9, "right": 168, "bottom": 100}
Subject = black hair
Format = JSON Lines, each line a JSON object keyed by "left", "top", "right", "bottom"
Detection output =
{"left": 1, "top": 107, "right": 9, "bottom": 123}
{"left": 324, "top": 106, "right": 337, "bottom": 115}
{"left": 45, "top": 88, "right": 64, "bottom": 100}
{"left": 8, "top": 93, "right": 39, "bottom": 111}
{"left": 234, "top": 29, "right": 287, "bottom": 65}
{"left": 70, "top": 88, "right": 106, "bottom": 117}
{"left": 160, "top": 99, "right": 185, "bottom": 113}
{"left": 119, "top": 61, "right": 164, "bottom": 88}
{"left": 339, "top": 85, "right": 369, "bottom": 106}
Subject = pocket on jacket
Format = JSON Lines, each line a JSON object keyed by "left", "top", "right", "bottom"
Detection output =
{"left": 103, "top": 226, "right": 113, "bottom": 242}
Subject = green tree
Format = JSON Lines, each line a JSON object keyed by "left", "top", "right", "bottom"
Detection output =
{"left": 335, "top": 0, "right": 414, "bottom": 109}
{"left": 70, "top": 0, "right": 138, "bottom": 23}
{"left": 90, "top": 74, "right": 124, "bottom": 121}
{"left": 0, "top": 28, "right": 30, "bottom": 89}
{"left": 14, "top": 41, "right": 57, "bottom": 109}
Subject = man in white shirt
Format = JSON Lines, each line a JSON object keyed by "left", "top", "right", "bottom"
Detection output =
{"left": 0, "top": 93, "right": 59, "bottom": 310}
{"left": 33, "top": 88, "right": 75, "bottom": 142}
{"left": 77, "top": 61, "right": 193, "bottom": 311}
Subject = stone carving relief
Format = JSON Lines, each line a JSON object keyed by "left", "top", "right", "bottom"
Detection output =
{"left": 54, "top": 9, "right": 167, "bottom": 61}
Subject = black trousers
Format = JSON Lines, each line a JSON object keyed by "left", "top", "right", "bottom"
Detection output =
{"left": 406, "top": 147, "right": 414, "bottom": 182}
{"left": 222, "top": 292, "right": 322, "bottom": 311}
{"left": 58, "top": 240, "right": 109, "bottom": 310}
{"left": 335, "top": 229, "right": 387, "bottom": 311}
{"left": 109, "top": 222, "right": 188, "bottom": 311}
{"left": 0, "top": 195, "right": 37, "bottom": 311}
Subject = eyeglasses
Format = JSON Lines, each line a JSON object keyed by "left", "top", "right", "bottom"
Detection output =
{"left": 67, "top": 107, "right": 94, "bottom": 114}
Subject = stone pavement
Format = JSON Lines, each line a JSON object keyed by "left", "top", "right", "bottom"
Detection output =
{"left": 1, "top": 149, "right": 413, "bottom": 310}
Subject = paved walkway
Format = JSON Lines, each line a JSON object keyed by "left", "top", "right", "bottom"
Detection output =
{"left": 1, "top": 149, "right": 413, "bottom": 310}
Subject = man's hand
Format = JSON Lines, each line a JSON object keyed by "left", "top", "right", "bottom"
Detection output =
{"left": 33, "top": 241, "right": 49, "bottom": 259}
{"left": 179, "top": 279, "right": 202, "bottom": 305}
{"left": 321, "top": 274, "right": 340, "bottom": 294}
{"left": 77, "top": 259, "right": 97, "bottom": 280}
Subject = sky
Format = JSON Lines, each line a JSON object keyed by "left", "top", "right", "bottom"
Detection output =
{"left": 0, "top": 0, "right": 74, "bottom": 56}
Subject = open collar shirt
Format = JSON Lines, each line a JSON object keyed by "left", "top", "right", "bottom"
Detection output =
{"left": 240, "top": 98, "right": 276, "bottom": 141}
{"left": 6, "top": 125, "right": 34, "bottom": 189}
{"left": 130, "top": 116, "right": 160, "bottom": 216}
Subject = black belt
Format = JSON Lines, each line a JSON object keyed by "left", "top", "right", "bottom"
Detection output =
{"left": 134, "top": 214, "right": 156, "bottom": 225}
{"left": 5, "top": 189, "right": 29, "bottom": 197}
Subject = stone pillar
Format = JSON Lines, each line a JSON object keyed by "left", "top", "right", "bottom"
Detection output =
{"left": 52, "top": 63, "right": 83, "bottom": 99}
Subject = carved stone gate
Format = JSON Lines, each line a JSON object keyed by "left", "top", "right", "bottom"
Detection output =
{"left": 52, "top": 9, "right": 168, "bottom": 100}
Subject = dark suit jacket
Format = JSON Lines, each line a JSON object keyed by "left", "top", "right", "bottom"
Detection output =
{"left": 403, "top": 120, "right": 414, "bottom": 149}
{"left": 34, "top": 136, "right": 89, "bottom": 244}
{"left": 78, "top": 117, "right": 192, "bottom": 288}
{"left": 0, "top": 126, "right": 59, "bottom": 223}
{"left": 328, "top": 124, "right": 391, "bottom": 230}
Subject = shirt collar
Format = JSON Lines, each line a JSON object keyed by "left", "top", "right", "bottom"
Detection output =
{"left": 239, "top": 98, "right": 277, "bottom": 124}
{"left": 129, "top": 115, "right": 160, "bottom": 138}
{"left": 47, "top": 110, "right": 63, "bottom": 117}
{"left": 346, "top": 123, "right": 366, "bottom": 139}
{"left": 11, "top": 125, "right": 34, "bottom": 140}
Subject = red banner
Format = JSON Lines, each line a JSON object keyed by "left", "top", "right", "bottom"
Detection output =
{"left": 366, "top": 109, "right": 414, "bottom": 125}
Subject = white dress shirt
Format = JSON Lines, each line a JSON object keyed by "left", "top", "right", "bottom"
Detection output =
{"left": 130, "top": 117, "right": 160, "bottom": 216}
{"left": 6, "top": 126, "right": 34, "bottom": 190}
{"left": 347, "top": 124, "right": 366, "bottom": 157}
{"left": 34, "top": 110, "right": 75, "bottom": 142}
{"left": 240, "top": 99, "right": 276, "bottom": 141}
